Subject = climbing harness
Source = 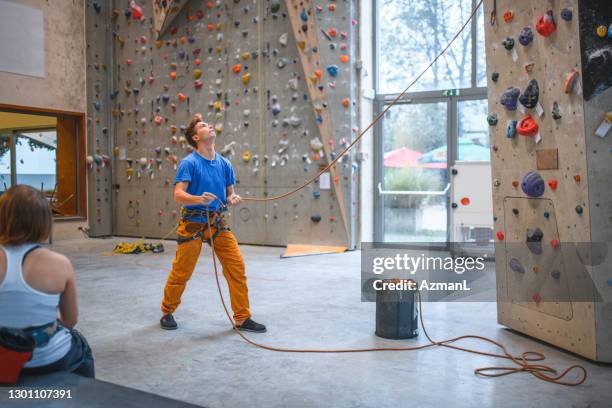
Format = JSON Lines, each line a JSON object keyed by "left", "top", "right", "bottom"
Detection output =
{"left": 177, "top": 205, "right": 230, "bottom": 246}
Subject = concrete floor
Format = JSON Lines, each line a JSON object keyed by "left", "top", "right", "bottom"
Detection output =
{"left": 50, "top": 237, "right": 611, "bottom": 408}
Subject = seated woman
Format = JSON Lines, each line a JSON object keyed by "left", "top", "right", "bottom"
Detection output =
{"left": 0, "top": 185, "right": 94, "bottom": 378}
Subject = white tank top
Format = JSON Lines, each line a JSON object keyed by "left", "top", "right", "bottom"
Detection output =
{"left": 0, "top": 243, "right": 71, "bottom": 367}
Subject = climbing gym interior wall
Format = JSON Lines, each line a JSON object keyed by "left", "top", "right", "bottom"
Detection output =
{"left": 483, "top": 0, "right": 612, "bottom": 362}
{"left": 0, "top": 0, "right": 86, "bottom": 113}
{"left": 85, "top": 0, "right": 360, "bottom": 248}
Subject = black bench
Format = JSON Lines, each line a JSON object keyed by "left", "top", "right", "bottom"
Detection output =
{"left": 1, "top": 372, "right": 204, "bottom": 407}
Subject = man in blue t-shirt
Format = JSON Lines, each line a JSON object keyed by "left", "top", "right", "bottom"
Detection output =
{"left": 160, "top": 114, "right": 266, "bottom": 333}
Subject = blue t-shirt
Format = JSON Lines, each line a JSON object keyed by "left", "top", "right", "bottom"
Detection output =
{"left": 174, "top": 152, "right": 235, "bottom": 220}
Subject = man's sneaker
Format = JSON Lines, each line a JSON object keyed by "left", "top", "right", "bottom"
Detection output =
{"left": 160, "top": 314, "right": 178, "bottom": 330}
{"left": 236, "top": 318, "right": 266, "bottom": 333}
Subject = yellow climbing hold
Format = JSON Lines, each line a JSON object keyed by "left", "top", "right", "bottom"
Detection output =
{"left": 193, "top": 68, "right": 202, "bottom": 79}
{"left": 213, "top": 100, "right": 223, "bottom": 111}
{"left": 242, "top": 52, "right": 250, "bottom": 60}
{"left": 241, "top": 72, "right": 252, "bottom": 85}
{"left": 214, "top": 123, "right": 223, "bottom": 133}
{"left": 242, "top": 151, "right": 252, "bottom": 162}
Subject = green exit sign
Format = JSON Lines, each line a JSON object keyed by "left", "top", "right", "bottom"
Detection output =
{"left": 442, "top": 89, "right": 460, "bottom": 96}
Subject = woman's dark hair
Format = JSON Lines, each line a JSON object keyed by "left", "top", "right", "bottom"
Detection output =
{"left": 0, "top": 185, "right": 52, "bottom": 245}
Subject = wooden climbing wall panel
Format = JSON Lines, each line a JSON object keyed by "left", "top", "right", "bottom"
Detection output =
{"left": 484, "top": 0, "right": 612, "bottom": 362}
{"left": 85, "top": 0, "right": 358, "bottom": 248}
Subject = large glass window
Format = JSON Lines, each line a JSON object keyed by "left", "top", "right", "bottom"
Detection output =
{"left": 16, "top": 131, "right": 57, "bottom": 192}
{"left": 457, "top": 99, "right": 489, "bottom": 161}
{"left": 377, "top": 0, "right": 484, "bottom": 93}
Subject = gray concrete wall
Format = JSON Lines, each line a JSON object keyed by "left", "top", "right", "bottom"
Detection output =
{"left": 0, "top": 0, "right": 86, "bottom": 113}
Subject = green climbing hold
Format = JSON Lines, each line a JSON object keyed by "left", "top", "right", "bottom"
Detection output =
{"left": 491, "top": 72, "right": 499, "bottom": 82}
{"left": 271, "top": 0, "right": 281, "bottom": 13}
{"left": 487, "top": 113, "right": 498, "bottom": 126}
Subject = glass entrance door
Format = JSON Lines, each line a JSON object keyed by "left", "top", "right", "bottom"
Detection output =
{"left": 375, "top": 100, "right": 450, "bottom": 243}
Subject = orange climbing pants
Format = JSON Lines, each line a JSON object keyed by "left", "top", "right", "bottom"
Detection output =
{"left": 161, "top": 218, "right": 251, "bottom": 322}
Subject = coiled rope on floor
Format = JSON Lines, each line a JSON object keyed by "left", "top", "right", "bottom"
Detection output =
{"left": 204, "top": 201, "right": 586, "bottom": 386}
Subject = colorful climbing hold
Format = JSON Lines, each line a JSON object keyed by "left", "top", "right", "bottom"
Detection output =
{"left": 575, "top": 205, "right": 583, "bottom": 214}
{"left": 560, "top": 8, "right": 572, "bottom": 21}
{"left": 502, "top": 37, "right": 515, "bottom": 50}
{"left": 573, "top": 174, "right": 581, "bottom": 183}
{"left": 241, "top": 73, "right": 251, "bottom": 85}
{"left": 327, "top": 65, "right": 339, "bottom": 77}
{"left": 193, "top": 68, "right": 202, "bottom": 79}
{"left": 503, "top": 10, "right": 514, "bottom": 23}
{"left": 521, "top": 171, "right": 545, "bottom": 197}
{"left": 550, "top": 239, "right": 560, "bottom": 249}
{"left": 500, "top": 87, "right": 520, "bottom": 111}
{"left": 232, "top": 64, "right": 241, "bottom": 73}
{"left": 519, "top": 79, "right": 539, "bottom": 109}
{"left": 517, "top": 115, "right": 539, "bottom": 136}
{"left": 506, "top": 120, "right": 517, "bottom": 138}
{"left": 535, "top": 10, "right": 556, "bottom": 37}
{"left": 487, "top": 113, "right": 498, "bottom": 126}
{"left": 339, "top": 55, "right": 349, "bottom": 64}
{"left": 496, "top": 231, "right": 505, "bottom": 241}
{"left": 563, "top": 69, "right": 579, "bottom": 93}
{"left": 519, "top": 26, "right": 534, "bottom": 46}
{"left": 596, "top": 25, "right": 608, "bottom": 38}
{"left": 491, "top": 72, "right": 499, "bottom": 82}
{"left": 552, "top": 101, "right": 562, "bottom": 119}
{"left": 460, "top": 197, "right": 470, "bottom": 206}
{"left": 548, "top": 179, "right": 558, "bottom": 190}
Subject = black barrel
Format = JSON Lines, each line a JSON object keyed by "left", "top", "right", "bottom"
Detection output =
{"left": 375, "top": 279, "right": 418, "bottom": 339}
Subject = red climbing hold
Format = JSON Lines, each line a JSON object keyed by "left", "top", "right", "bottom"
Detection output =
{"left": 573, "top": 174, "right": 581, "bottom": 183}
{"left": 130, "top": 1, "right": 143, "bottom": 20}
{"left": 327, "top": 28, "right": 337, "bottom": 38}
{"left": 512, "top": 180, "right": 519, "bottom": 188}
{"left": 548, "top": 179, "right": 558, "bottom": 190}
{"left": 516, "top": 115, "right": 539, "bottom": 136}
{"left": 535, "top": 10, "right": 556, "bottom": 37}
{"left": 341, "top": 98, "right": 350, "bottom": 107}
{"left": 496, "top": 231, "right": 505, "bottom": 241}
{"left": 503, "top": 10, "right": 514, "bottom": 23}
{"left": 550, "top": 239, "right": 560, "bottom": 248}
{"left": 460, "top": 197, "right": 470, "bottom": 206}
{"left": 232, "top": 64, "right": 242, "bottom": 73}
{"left": 532, "top": 292, "right": 542, "bottom": 304}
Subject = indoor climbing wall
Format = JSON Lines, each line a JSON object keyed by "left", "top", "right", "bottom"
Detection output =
{"left": 86, "top": 1, "right": 115, "bottom": 236}
{"left": 85, "top": 0, "right": 359, "bottom": 248}
{"left": 484, "top": 0, "right": 612, "bottom": 362}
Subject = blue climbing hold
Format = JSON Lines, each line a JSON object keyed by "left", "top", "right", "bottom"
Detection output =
{"left": 560, "top": 8, "right": 572, "bottom": 21}
{"left": 94, "top": 101, "right": 101, "bottom": 110}
{"left": 500, "top": 87, "right": 520, "bottom": 111}
{"left": 543, "top": 211, "right": 550, "bottom": 219}
{"left": 327, "top": 65, "right": 339, "bottom": 77}
{"left": 313, "top": 191, "right": 321, "bottom": 198}
{"left": 300, "top": 9, "right": 308, "bottom": 22}
{"left": 506, "top": 120, "right": 517, "bottom": 138}
{"left": 93, "top": 2, "right": 102, "bottom": 13}
{"left": 521, "top": 171, "right": 545, "bottom": 197}
{"left": 519, "top": 26, "right": 534, "bottom": 46}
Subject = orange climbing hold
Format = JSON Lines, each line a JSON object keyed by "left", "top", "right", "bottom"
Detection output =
{"left": 180, "top": 36, "right": 188, "bottom": 44}
{"left": 503, "top": 10, "right": 514, "bottom": 23}
{"left": 314, "top": 70, "right": 322, "bottom": 78}
{"left": 573, "top": 174, "right": 581, "bottom": 183}
{"left": 512, "top": 180, "right": 519, "bottom": 188}
{"left": 232, "top": 64, "right": 242, "bottom": 73}
{"left": 341, "top": 98, "right": 350, "bottom": 107}
{"left": 207, "top": 23, "right": 215, "bottom": 31}
{"left": 516, "top": 115, "right": 539, "bottom": 136}
{"left": 327, "top": 28, "right": 337, "bottom": 37}
{"left": 460, "top": 197, "right": 470, "bottom": 206}
{"left": 177, "top": 93, "right": 187, "bottom": 102}
{"left": 339, "top": 55, "right": 350, "bottom": 63}
{"left": 169, "top": 71, "right": 177, "bottom": 80}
